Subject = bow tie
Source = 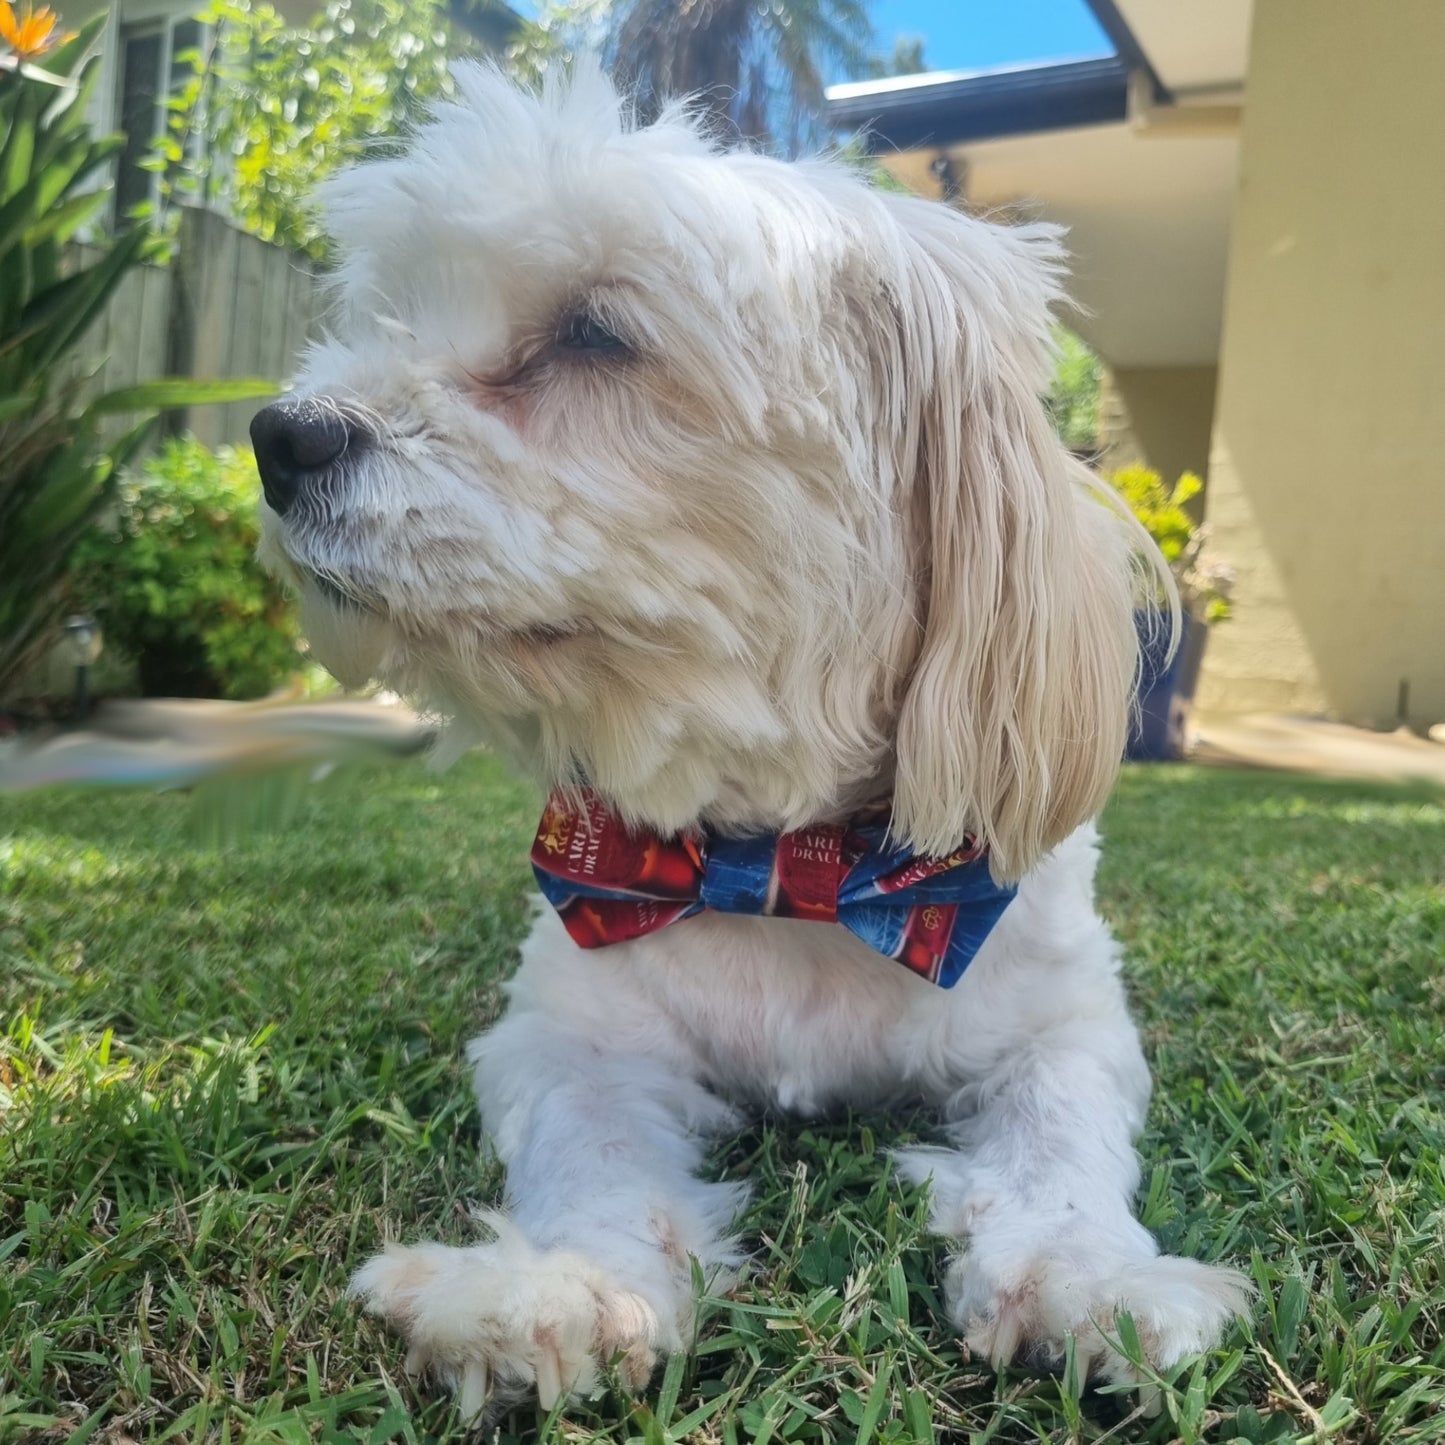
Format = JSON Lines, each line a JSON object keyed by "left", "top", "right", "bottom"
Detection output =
{"left": 530, "top": 789, "right": 1016, "bottom": 988}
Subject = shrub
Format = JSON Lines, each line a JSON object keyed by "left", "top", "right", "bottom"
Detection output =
{"left": 153, "top": 0, "right": 519, "bottom": 259}
{"left": 0, "top": 6, "right": 273, "bottom": 701}
{"left": 71, "top": 438, "right": 302, "bottom": 699}
{"left": 1106, "top": 464, "right": 1234, "bottom": 622}
{"left": 1045, "top": 327, "right": 1102, "bottom": 453}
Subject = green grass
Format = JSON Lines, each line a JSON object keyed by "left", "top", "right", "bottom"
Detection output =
{"left": 2, "top": 757, "right": 1442, "bottom": 1444}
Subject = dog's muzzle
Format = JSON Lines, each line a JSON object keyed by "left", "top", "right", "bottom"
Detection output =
{"left": 251, "top": 400, "right": 365, "bottom": 516}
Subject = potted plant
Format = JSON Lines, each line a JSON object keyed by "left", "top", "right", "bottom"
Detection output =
{"left": 1105, "top": 466, "right": 1234, "bottom": 761}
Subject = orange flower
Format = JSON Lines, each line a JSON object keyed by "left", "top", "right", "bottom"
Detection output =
{"left": 0, "top": 0, "right": 69, "bottom": 59}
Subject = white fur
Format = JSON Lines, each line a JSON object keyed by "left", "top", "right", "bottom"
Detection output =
{"left": 259, "top": 63, "right": 1250, "bottom": 1417}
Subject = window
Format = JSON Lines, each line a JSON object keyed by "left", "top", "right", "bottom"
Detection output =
{"left": 113, "top": 16, "right": 204, "bottom": 225}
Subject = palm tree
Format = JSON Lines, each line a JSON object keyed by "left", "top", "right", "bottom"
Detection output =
{"left": 603, "top": 0, "right": 871, "bottom": 153}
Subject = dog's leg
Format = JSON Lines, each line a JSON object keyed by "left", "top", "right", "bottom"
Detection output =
{"left": 897, "top": 831, "right": 1251, "bottom": 1386}
{"left": 349, "top": 978, "right": 743, "bottom": 1418}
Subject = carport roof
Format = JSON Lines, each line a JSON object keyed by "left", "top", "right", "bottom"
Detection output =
{"left": 824, "top": 1, "right": 1253, "bottom": 369}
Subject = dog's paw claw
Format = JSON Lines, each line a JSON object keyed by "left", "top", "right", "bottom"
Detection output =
{"left": 533, "top": 1332, "right": 565, "bottom": 1411}
{"left": 458, "top": 1359, "right": 490, "bottom": 1420}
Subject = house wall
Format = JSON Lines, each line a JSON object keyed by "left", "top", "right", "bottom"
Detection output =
{"left": 72, "top": 0, "right": 197, "bottom": 169}
{"left": 1099, "top": 364, "right": 1218, "bottom": 491}
{"left": 1197, "top": 0, "right": 1445, "bottom": 729}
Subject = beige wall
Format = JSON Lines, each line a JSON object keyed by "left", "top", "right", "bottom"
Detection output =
{"left": 1100, "top": 365, "right": 1218, "bottom": 492}
{"left": 1198, "top": 0, "right": 1445, "bottom": 729}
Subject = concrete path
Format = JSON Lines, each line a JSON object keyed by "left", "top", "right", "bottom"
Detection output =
{"left": 1192, "top": 713, "right": 1445, "bottom": 789}
{"left": 6, "top": 696, "right": 1443, "bottom": 799}
{"left": 0, "top": 694, "right": 433, "bottom": 793}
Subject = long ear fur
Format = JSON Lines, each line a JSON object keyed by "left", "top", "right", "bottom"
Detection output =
{"left": 883, "top": 199, "right": 1173, "bottom": 881}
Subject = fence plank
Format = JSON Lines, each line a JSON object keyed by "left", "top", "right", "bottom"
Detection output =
{"left": 74, "top": 208, "right": 320, "bottom": 446}
{"left": 221, "top": 221, "right": 265, "bottom": 443}
{"left": 137, "top": 266, "right": 173, "bottom": 396}
{"left": 100, "top": 265, "right": 143, "bottom": 393}
{"left": 280, "top": 253, "right": 322, "bottom": 386}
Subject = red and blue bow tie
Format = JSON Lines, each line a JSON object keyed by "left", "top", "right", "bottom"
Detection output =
{"left": 530, "top": 789, "right": 1017, "bottom": 988}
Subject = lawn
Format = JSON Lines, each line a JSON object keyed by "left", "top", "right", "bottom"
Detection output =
{"left": 2, "top": 756, "right": 1442, "bottom": 1444}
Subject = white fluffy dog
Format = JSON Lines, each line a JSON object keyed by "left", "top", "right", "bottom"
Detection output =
{"left": 253, "top": 63, "right": 1250, "bottom": 1418}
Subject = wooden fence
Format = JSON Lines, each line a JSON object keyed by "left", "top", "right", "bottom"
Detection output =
{"left": 83, "top": 206, "right": 324, "bottom": 444}
{"left": 12, "top": 213, "right": 322, "bottom": 703}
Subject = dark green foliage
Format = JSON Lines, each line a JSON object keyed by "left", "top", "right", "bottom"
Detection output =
{"left": 69, "top": 437, "right": 303, "bottom": 699}
{"left": 0, "top": 18, "right": 273, "bottom": 700}
{"left": 153, "top": 0, "right": 539, "bottom": 259}
{"left": 0, "top": 18, "right": 157, "bottom": 696}
{"left": 1045, "top": 326, "right": 1102, "bottom": 453}
{"left": 1106, "top": 465, "right": 1234, "bottom": 620}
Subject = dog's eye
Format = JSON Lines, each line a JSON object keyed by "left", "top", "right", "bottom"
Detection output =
{"left": 557, "top": 312, "right": 629, "bottom": 355}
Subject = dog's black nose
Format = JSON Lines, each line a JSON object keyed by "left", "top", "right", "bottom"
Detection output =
{"left": 251, "top": 400, "right": 357, "bottom": 516}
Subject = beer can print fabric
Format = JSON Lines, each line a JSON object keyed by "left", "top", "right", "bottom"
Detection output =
{"left": 530, "top": 789, "right": 1017, "bottom": 988}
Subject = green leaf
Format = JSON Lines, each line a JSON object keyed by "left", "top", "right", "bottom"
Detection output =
{"left": 41, "top": 12, "right": 109, "bottom": 79}
{"left": 1114, "top": 1310, "right": 1144, "bottom": 1364}
{"left": 22, "top": 226, "right": 149, "bottom": 372}
{"left": 33, "top": 51, "right": 105, "bottom": 172}
{"left": 106, "top": 416, "right": 160, "bottom": 472}
{"left": 27, "top": 131, "right": 111, "bottom": 219}
{"left": 0, "top": 388, "right": 37, "bottom": 424}
{"left": 90, "top": 377, "right": 279, "bottom": 414}
{"left": 853, "top": 1361, "right": 892, "bottom": 1444}
{"left": 20, "top": 183, "right": 110, "bottom": 250}
{"left": 0, "top": 82, "right": 40, "bottom": 205}
{"left": 4, "top": 426, "right": 105, "bottom": 545}
{"left": 902, "top": 1389, "right": 934, "bottom": 1445}
{"left": 0, "top": 169, "right": 52, "bottom": 268}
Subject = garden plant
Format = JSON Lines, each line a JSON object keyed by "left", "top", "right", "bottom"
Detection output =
{"left": 0, "top": 3, "right": 270, "bottom": 701}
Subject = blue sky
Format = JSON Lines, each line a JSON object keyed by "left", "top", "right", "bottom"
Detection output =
{"left": 864, "top": 0, "right": 1111, "bottom": 77}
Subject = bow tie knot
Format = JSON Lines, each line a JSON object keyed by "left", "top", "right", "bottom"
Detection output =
{"left": 530, "top": 789, "right": 1016, "bottom": 988}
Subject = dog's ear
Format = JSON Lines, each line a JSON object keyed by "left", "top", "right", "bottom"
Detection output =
{"left": 881, "top": 202, "right": 1164, "bottom": 881}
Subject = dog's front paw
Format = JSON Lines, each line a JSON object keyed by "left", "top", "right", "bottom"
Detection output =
{"left": 349, "top": 1213, "right": 665, "bottom": 1418}
{"left": 945, "top": 1212, "right": 1252, "bottom": 1384}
